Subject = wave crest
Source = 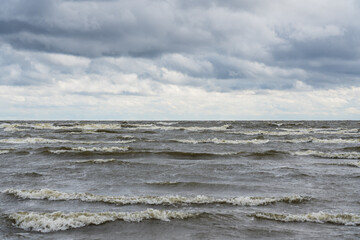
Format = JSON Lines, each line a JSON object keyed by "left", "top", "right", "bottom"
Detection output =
{"left": 292, "top": 150, "right": 360, "bottom": 159}
{"left": 4, "top": 189, "right": 310, "bottom": 206}
{"left": 8, "top": 209, "right": 199, "bottom": 232}
{"left": 0, "top": 150, "right": 9, "bottom": 154}
{"left": 171, "top": 138, "right": 269, "bottom": 144}
{"left": 49, "top": 146, "right": 130, "bottom": 154}
{"left": 251, "top": 212, "right": 360, "bottom": 225}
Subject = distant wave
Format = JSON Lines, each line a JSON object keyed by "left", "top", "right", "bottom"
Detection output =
{"left": 251, "top": 212, "right": 360, "bottom": 226}
{"left": 4, "top": 189, "right": 310, "bottom": 206}
{"left": 123, "top": 123, "right": 232, "bottom": 132}
{"left": 49, "top": 146, "right": 130, "bottom": 154}
{"left": 0, "top": 137, "right": 135, "bottom": 144}
{"left": 73, "top": 158, "right": 117, "bottom": 164}
{"left": 281, "top": 137, "right": 360, "bottom": 144}
{"left": 292, "top": 150, "right": 360, "bottom": 159}
{"left": 0, "top": 122, "right": 232, "bottom": 132}
{"left": 145, "top": 181, "right": 243, "bottom": 189}
{"left": 8, "top": 209, "right": 200, "bottom": 233}
{"left": 157, "top": 121, "right": 178, "bottom": 125}
{"left": 171, "top": 137, "right": 359, "bottom": 145}
{"left": 171, "top": 138, "right": 269, "bottom": 144}
{"left": 319, "top": 161, "right": 360, "bottom": 168}
{"left": 71, "top": 159, "right": 153, "bottom": 167}
{"left": 0, "top": 150, "right": 9, "bottom": 154}
{"left": 229, "top": 128, "right": 359, "bottom": 136}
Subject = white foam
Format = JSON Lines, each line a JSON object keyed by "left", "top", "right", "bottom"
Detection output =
{"left": 172, "top": 138, "right": 269, "bottom": 144}
{"left": 157, "top": 122, "right": 178, "bottom": 126}
{"left": 74, "top": 159, "right": 116, "bottom": 164}
{"left": 0, "top": 137, "right": 135, "bottom": 145}
{"left": 0, "top": 150, "right": 9, "bottom": 154}
{"left": 9, "top": 209, "right": 199, "bottom": 232}
{"left": 280, "top": 137, "right": 360, "bottom": 144}
{"left": 292, "top": 150, "right": 360, "bottom": 159}
{"left": 230, "top": 128, "right": 359, "bottom": 136}
{"left": 336, "top": 161, "right": 360, "bottom": 168}
{"left": 252, "top": 211, "right": 360, "bottom": 225}
{"left": 126, "top": 124, "right": 231, "bottom": 132}
{"left": 230, "top": 130, "right": 305, "bottom": 136}
{"left": 0, "top": 123, "right": 28, "bottom": 132}
{"left": 0, "top": 138, "right": 69, "bottom": 144}
{"left": 4, "top": 189, "right": 309, "bottom": 206}
{"left": 50, "top": 146, "right": 129, "bottom": 154}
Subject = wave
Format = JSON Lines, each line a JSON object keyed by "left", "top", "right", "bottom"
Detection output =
{"left": 292, "top": 150, "right": 360, "bottom": 159}
{"left": 8, "top": 209, "right": 199, "bottom": 233}
{"left": 14, "top": 172, "right": 43, "bottom": 177}
{"left": 281, "top": 137, "right": 360, "bottom": 144}
{"left": 171, "top": 138, "right": 269, "bottom": 145}
{"left": 0, "top": 150, "right": 9, "bottom": 154}
{"left": 0, "top": 122, "right": 232, "bottom": 133}
{"left": 157, "top": 121, "right": 178, "bottom": 126}
{"left": 170, "top": 137, "right": 358, "bottom": 145}
{"left": 4, "top": 189, "right": 310, "bottom": 206}
{"left": 43, "top": 148, "right": 240, "bottom": 159}
{"left": 145, "top": 181, "right": 241, "bottom": 189}
{"left": 321, "top": 161, "right": 360, "bottom": 168}
{"left": 0, "top": 123, "right": 28, "bottom": 132}
{"left": 0, "top": 137, "right": 69, "bottom": 144}
{"left": 49, "top": 146, "right": 130, "bottom": 154}
{"left": 280, "top": 127, "right": 359, "bottom": 134}
{"left": 123, "top": 124, "right": 232, "bottom": 132}
{"left": 0, "top": 137, "right": 135, "bottom": 144}
{"left": 74, "top": 159, "right": 117, "bottom": 164}
{"left": 251, "top": 212, "right": 360, "bottom": 226}
{"left": 340, "top": 161, "right": 360, "bottom": 168}
{"left": 229, "top": 128, "right": 359, "bottom": 136}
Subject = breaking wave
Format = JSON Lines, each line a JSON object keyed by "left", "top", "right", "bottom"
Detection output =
{"left": 171, "top": 138, "right": 269, "bottom": 144}
{"left": 73, "top": 159, "right": 117, "bottom": 164}
{"left": 124, "top": 124, "right": 232, "bottom": 132}
{"left": 8, "top": 209, "right": 199, "bottom": 233}
{"left": 251, "top": 212, "right": 360, "bottom": 226}
{"left": 230, "top": 128, "right": 359, "bottom": 136}
{"left": 281, "top": 137, "right": 360, "bottom": 144}
{"left": 292, "top": 150, "right": 360, "bottom": 159}
{"left": 170, "top": 137, "right": 359, "bottom": 145}
{"left": 0, "top": 150, "right": 9, "bottom": 154}
{"left": 0, "top": 137, "right": 135, "bottom": 144}
{"left": 0, "top": 137, "right": 67, "bottom": 144}
{"left": 49, "top": 146, "right": 130, "bottom": 154}
{"left": 0, "top": 122, "right": 232, "bottom": 133}
{"left": 157, "top": 121, "right": 178, "bottom": 126}
{"left": 4, "top": 189, "right": 310, "bottom": 206}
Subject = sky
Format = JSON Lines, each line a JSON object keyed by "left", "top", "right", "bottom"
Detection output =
{"left": 0, "top": 0, "right": 359, "bottom": 120}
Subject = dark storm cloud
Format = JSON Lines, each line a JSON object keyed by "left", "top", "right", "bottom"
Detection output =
{"left": 0, "top": 0, "right": 360, "bottom": 90}
{"left": 0, "top": 0, "right": 216, "bottom": 58}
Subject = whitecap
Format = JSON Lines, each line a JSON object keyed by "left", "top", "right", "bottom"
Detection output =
{"left": 4, "top": 189, "right": 310, "bottom": 206}
{"left": 8, "top": 209, "right": 199, "bottom": 232}
{"left": 252, "top": 211, "right": 360, "bottom": 225}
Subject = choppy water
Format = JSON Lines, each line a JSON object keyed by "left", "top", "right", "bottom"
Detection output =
{"left": 0, "top": 121, "right": 359, "bottom": 239}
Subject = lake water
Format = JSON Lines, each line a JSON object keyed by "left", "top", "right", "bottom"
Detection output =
{"left": 0, "top": 121, "right": 359, "bottom": 239}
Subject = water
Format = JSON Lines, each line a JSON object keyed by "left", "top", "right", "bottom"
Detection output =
{"left": 0, "top": 121, "right": 359, "bottom": 239}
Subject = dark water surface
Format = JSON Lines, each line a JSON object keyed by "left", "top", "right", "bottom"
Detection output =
{"left": 0, "top": 121, "right": 359, "bottom": 239}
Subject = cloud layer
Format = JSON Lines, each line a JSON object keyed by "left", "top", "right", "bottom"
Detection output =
{"left": 0, "top": 0, "right": 359, "bottom": 119}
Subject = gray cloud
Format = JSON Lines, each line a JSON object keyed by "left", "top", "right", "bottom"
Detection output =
{"left": 0, "top": 0, "right": 359, "bottom": 91}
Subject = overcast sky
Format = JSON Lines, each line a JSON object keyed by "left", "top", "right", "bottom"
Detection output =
{"left": 0, "top": 0, "right": 359, "bottom": 120}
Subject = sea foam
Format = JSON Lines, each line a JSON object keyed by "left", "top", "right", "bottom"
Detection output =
{"left": 292, "top": 150, "right": 360, "bottom": 159}
{"left": 251, "top": 212, "right": 360, "bottom": 225}
{"left": 8, "top": 209, "right": 199, "bottom": 232}
{"left": 4, "top": 189, "right": 310, "bottom": 206}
